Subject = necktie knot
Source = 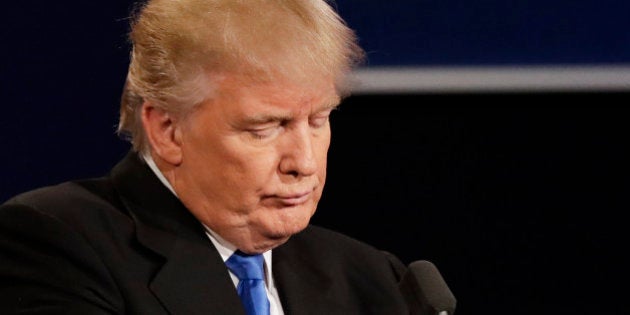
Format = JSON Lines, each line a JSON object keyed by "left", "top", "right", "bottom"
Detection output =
{"left": 225, "top": 250, "right": 270, "bottom": 315}
{"left": 225, "top": 250, "right": 265, "bottom": 280}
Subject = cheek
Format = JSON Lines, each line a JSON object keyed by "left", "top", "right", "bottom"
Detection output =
{"left": 318, "top": 157, "right": 327, "bottom": 180}
{"left": 317, "top": 135, "right": 331, "bottom": 174}
{"left": 219, "top": 148, "right": 280, "bottom": 190}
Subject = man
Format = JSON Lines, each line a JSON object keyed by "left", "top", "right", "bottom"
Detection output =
{"left": 0, "top": 0, "right": 410, "bottom": 314}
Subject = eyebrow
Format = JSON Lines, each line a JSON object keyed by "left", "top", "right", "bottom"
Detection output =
{"left": 242, "top": 113, "right": 292, "bottom": 125}
{"left": 243, "top": 99, "right": 341, "bottom": 125}
{"left": 316, "top": 97, "right": 342, "bottom": 114}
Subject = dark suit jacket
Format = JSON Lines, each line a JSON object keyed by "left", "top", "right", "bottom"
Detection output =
{"left": 0, "top": 152, "right": 409, "bottom": 314}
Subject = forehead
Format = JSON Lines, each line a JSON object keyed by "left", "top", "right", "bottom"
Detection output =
{"left": 216, "top": 75, "right": 341, "bottom": 113}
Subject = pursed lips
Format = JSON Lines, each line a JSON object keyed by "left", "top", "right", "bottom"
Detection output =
{"left": 262, "top": 188, "right": 315, "bottom": 207}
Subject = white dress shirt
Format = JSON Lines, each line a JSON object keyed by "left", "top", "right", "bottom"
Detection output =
{"left": 143, "top": 153, "right": 285, "bottom": 315}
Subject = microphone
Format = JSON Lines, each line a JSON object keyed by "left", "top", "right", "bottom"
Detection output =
{"left": 399, "top": 260, "right": 457, "bottom": 315}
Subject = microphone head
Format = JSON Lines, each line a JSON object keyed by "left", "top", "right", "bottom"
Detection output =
{"left": 399, "top": 260, "right": 457, "bottom": 315}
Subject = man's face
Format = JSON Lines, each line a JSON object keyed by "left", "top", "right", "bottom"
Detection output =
{"left": 172, "top": 75, "right": 339, "bottom": 254}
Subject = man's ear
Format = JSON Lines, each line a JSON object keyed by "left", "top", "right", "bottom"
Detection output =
{"left": 141, "top": 102, "right": 183, "bottom": 166}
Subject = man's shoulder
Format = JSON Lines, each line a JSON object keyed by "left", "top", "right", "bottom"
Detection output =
{"left": 0, "top": 176, "right": 127, "bottom": 226}
{"left": 275, "top": 225, "right": 409, "bottom": 313}
{"left": 283, "top": 224, "right": 406, "bottom": 274}
{"left": 295, "top": 224, "right": 380, "bottom": 252}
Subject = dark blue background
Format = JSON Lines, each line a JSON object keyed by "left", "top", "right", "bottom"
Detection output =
{"left": 337, "top": 0, "right": 630, "bottom": 66}
{"left": 1, "top": 1, "right": 629, "bottom": 314}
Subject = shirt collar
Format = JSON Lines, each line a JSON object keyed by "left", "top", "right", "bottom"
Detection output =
{"left": 202, "top": 224, "right": 274, "bottom": 286}
{"left": 142, "top": 152, "right": 178, "bottom": 197}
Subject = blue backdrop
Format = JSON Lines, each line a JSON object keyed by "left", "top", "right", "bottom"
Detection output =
{"left": 337, "top": 0, "right": 630, "bottom": 66}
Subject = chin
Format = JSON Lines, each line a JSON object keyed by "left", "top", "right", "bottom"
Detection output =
{"left": 246, "top": 204, "right": 315, "bottom": 252}
{"left": 248, "top": 236, "right": 291, "bottom": 254}
{"left": 262, "top": 218, "right": 307, "bottom": 239}
{"left": 254, "top": 217, "right": 310, "bottom": 250}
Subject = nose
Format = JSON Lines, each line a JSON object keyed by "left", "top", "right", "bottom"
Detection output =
{"left": 279, "top": 125, "right": 318, "bottom": 178}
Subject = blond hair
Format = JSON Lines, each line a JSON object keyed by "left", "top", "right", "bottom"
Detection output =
{"left": 118, "top": 0, "right": 365, "bottom": 152}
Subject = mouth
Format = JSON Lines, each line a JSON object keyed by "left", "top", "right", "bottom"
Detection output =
{"left": 264, "top": 190, "right": 313, "bottom": 207}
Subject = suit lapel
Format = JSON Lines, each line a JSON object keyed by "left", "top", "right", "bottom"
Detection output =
{"left": 148, "top": 233, "right": 245, "bottom": 315}
{"left": 273, "top": 236, "right": 344, "bottom": 315}
{"left": 110, "top": 152, "right": 244, "bottom": 315}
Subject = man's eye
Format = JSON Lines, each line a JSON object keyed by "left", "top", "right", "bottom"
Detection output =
{"left": 249, "top": 126, "right": 280, "bottom": 139}
{"left": 310, "top": 115, "right": 330, "bottom": 128}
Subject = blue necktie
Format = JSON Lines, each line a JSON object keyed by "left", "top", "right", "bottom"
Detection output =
{"left": 225, "top": 251, "right": 270, "bottom": 315}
